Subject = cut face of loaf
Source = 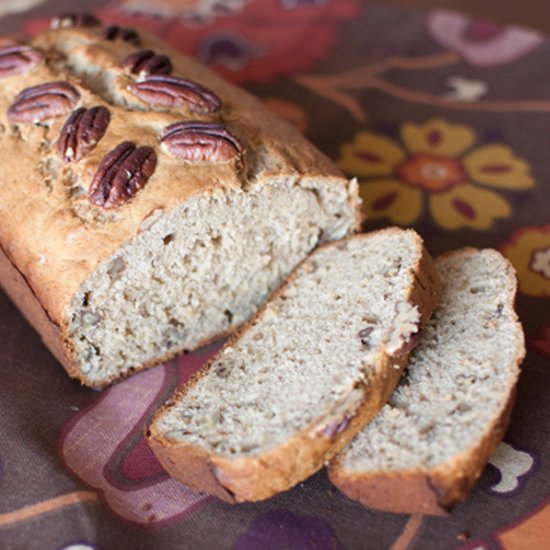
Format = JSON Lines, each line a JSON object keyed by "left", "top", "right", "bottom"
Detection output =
{"left": 147, "top": 228, "right": 441, "bottom": 503}
{"left": 66, "top": 179, "right": 357, "bottom": 386}
{"left": 0, "top": 21, "right": 360, "bottom": 386}
{"left": 329, "top": 248, "right": 525, "bottom": 515}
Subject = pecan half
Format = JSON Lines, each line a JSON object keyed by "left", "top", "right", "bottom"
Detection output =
{"left": 7, "top": 81, "right": 80, "bottom": 123}
{"left": 160, "top": 121, "right": 242, "bottom": 162}
{"left": 88, "top": 141, "right": 157, "bottom": 208}
{"left": 57, "top": 106, "right": 111, "bottom": 163}
{"left": 128, "top": 75, "right": 221, "bottom": 114}
{"left": 121, "top": 49, "right": 172, "bottom": 77}
{"left": 50, "top": 13, "right": 101, "bottom": 29}
{"left": 0, "top": 44, "right": 44, "bottom": 79}
{"left": 101, "top": 25, "right": 141, "bottom": 46}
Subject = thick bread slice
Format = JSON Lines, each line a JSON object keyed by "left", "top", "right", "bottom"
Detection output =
{"left": 147, "top": 228, "right": 441, "bottom": 503}
{"left": 329, "top": 248, "right": 525, "bottom": 515}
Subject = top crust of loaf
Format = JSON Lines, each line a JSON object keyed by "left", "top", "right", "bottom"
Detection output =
{"left": 0, "top": 24, "right": 359, "bottom": 333}
{"left": 147, "top": 228, "right": 441, "bottom": 502}
{"left": 329, "top": 248, "right": 525, "bottom": 515}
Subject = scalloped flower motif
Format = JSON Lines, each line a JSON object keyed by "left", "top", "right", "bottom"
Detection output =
{"left": 486, "top": 442, "right": 536, "bottom": 495}
{"left": 58, "top": 346, "right": 220, "bottom": 526}
{"left": 427, "top": 9, "right": 544, "bottom": 66}
{"left": 338, "top": 119, "right": 534, "bottom": 230}
{"left": 500, "top": 225, "right": 550, "bottom": 298}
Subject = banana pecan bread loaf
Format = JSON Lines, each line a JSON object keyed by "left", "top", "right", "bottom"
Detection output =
{"left": 0, "top": 14, "right": 360, "bottom": 386}
{"left": 329, "top": 249, "right": 524, "bottom": 514}
{"left": 147, "top": 228, "right": 441, "bottom": 503}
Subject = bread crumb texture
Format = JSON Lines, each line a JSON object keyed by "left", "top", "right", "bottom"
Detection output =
{"left": 154, "top": 229, "right": 424, "bottom": 457}
{"left": 337, "top": 249, "right": 523, "bottom": 473}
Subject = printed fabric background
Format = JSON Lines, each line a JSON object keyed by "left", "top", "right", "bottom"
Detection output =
{"left": 0, "top": 0, "right": 549, "bottom": 549}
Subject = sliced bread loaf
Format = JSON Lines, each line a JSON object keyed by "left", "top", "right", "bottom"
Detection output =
{"left": 147, "top": 228, "right": 441, "bottom": 502}
{"left": 0, "top": 21, "right": 360, "bottom": 387}
{"left": 329, "top": 248, "right": 525, "bottom": 515}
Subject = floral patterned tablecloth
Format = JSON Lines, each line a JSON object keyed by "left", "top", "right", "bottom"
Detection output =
{"left": 1, "top": 1, "right": 549, "bottom": 548}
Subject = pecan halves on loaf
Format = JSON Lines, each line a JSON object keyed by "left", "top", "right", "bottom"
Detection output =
{"left": 101, "top": 25, "right": 141, "bottom": 46}
{"left": 57, "top": 106, "right": 111, "bottom": 163}
{"left": 7, "top": 81, "right": 80, "bottom": 123}
{"left": 161, "top": 121, "right": 242, "bottom": 162}
{"left": 121, "top": 49, "right": 172, "bottom": 77}
{"left": 88, "top": 141, "right": 157, "bottom": 208}
{"left": 0, "top": 44, "right": 44, "bottom": 79}
{"left": 50, "top": 13, "right": 101, "bottom": 29}
{"left": 128, "top": 75, "right": 221, "bottom": 114}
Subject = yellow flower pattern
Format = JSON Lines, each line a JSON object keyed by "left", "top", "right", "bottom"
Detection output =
{"left": 501, "top": 225, "right": 550, "bottom": 298}
{"left": 339, "top": 119, "right": 534, "bottom": 229}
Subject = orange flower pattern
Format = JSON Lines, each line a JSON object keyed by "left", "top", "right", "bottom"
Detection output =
{"left": 338, "top": 119, "right": 534, "bottom": 230}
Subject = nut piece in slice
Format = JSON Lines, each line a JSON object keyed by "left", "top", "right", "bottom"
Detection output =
{"left": 147, "top": 228, "right": 441, "bottom": 503}
{"left": 329, "top": 248, "right": 525, "bottom": 515}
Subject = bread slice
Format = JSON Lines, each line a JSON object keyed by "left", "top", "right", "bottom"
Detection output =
{"left": 329, "top": 248, "right": 525, "bottom": 515}
{"left": 147, "top": 228, "right": 441, "bottom": 502}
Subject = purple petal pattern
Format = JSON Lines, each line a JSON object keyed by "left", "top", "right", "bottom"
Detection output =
{"left": 235, "top": 510, "right": 345, "bottom": 550}
{"left": 427, "top": 9, "right": 544, "bottom": 65}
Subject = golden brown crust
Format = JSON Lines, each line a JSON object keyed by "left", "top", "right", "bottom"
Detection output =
{"left": 0, "top": 22, "right": 359, "bottom": 385}
{"left": 146, "top": 436, "right": 237, "bottom": 501}
{"left": 329, "top": 389, "right": 517, "bottom": 515}
{"left": 329, "top": 469, "right": 444, "bottom": 515}
{"left": 328, "top": 248, "right": 525, "bottom": 515}
{"left": 0, "top": 241, "right": 75, "bottom": 374}
{"left": 149, "top": 352, "right": 411, "bottom": 504}
{"left": 147, "top": 229, "right": 441, "bottom": 503}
